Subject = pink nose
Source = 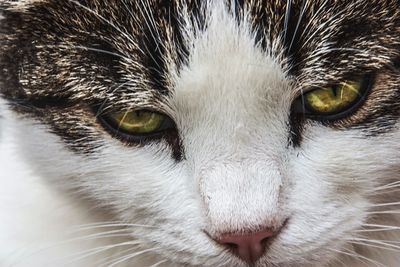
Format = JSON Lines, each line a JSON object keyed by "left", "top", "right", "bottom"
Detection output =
{"left": 216, "top": 229, "right": 276, "bottom": 263}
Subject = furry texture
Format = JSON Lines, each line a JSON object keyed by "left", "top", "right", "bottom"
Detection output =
{"left": 1, "top": 0, "right": 400, "bottom": 266}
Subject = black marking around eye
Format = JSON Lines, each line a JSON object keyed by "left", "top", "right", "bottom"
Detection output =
{"left": 2, "top": 0, "right": 400, "bottom": 155}
{"left": 288, "top": 111, "right": 305, "bottom": 148}
{"left": 0, "top": 0, "right": 199, "bottom": 157}
{"left": 346, "top": 71, "right": 400, "bottom": 136}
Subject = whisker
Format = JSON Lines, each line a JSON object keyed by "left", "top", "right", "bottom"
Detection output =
{"left": 370, "top": 188, "right": 400, "bottom": 196}
{"left": 355, "top": 227, "right": 400, "bottom": 233}
{"left": 24, "top": 229, "right": 132, "bottom": 256}
{"left": 94, "top": 247, "right": 140, "bottom": 266}
{"left": 283, "top": 0, "right": 292, "bottom": 44}
{"left": 368, "top": 181, "right": 400, "bottom": 193}
{"left": 149, "top": 259, "right": 168, "bottom": 267}
{"left": 312, "top": 47, "right": 367, "bottom": 55}
{"left": 348, "top": 241, "right": 400, "bottom": 253}
{"left": 120, "top": 0, "right": 167, "bottom": 74}
{"left": 66, "top": 0, "right": 145, "bottom": 55}
{"left": 138, "top": 0, "right": 163, "bottom": 49}
{"left": 288, "top": 0, "right": 309, "bottom": 52}
{"left": 68, "top": 228, "right": 131, "bottom": 237}
{"left": 101, "top": 247, "right": 158, "bottom": 267}
{"left": 71, "top": 221, "right": 127, "bottom": 227}
{"left": 361, "top": 223, "right": 400, "bottom": 229}
{"left": 335, "top": 257, "right": 349, "bottom": 267}
{"left": 301, "top": 47, "right": 369, "bottom": 70}
{"left": 299, "top": 8, "right": 346, "bottom": 51}
{"left": 366, "top": 210, "right": 400, "bottom": 215}
{"left": 369, "top": 202, "right": 400, "bottom": 208}
{"left": 62, "top": 241, "right": 141, "bottom": 265}
{"left": 10, "top": 229, "right": 135, "bottom": 266}
{"left": 347, "top": 237, "right": 400, "bottom": 251}
{"left": 328, "top": 247, "right": 386, "bottom": 267}
{"left": 70, "top": 223, "right": 157, "bottom": 233}
{"left": 300, "top": 0, "right": 329, "bottom": 43}
{"left": 36, "top": 44, "right": 130, "bottom": 62}
{"left": 328, "top": 248, "right": 364, "bottom": 266}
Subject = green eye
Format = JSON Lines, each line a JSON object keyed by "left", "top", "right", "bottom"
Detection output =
{"left": 99, "top": 109, "right": 180, "bottom": 155}
{"left": 304, "top": 79, "right": 365, "bottom": 115}
{"left": 102, "top": 110, "right": 174, "bottom": 139}
{"left": 109, "top": 111, "right": 164, "bottom": 134}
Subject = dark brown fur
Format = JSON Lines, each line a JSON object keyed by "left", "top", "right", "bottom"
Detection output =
{"left": 1, "top": 0, "right": 400, "bottom": 153}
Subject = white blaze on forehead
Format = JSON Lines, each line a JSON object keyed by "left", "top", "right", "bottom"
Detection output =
{"left": 170, "top": 2, "right": 292, "bottom": 233}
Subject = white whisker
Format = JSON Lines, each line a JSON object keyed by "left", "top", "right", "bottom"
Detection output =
{"left": 303, "top": 47, "right": 368, "bottom": 66}
{"left": 94, "top": 247, "right": 140, "bottom": 266}
{"left": 361, "top": 223, "right": 400, "bottom": 229}
{"left": 102, "top": 247, "right": 158, "bottom": 267}
{"left": 66, "top": 0, "right": 145, "bottom": 55}
{"left": 289, "top": 0, "right": 309, "bottom": 52}
{"left": 369, "top": 188, "right": 400, "bottom": 196}
{"left": 300, "top": 0, "right": 329, "bottom": 44}
{"left": 149, "top": 259, "right": 168, "bottom": 267}
{"left": 347, "top": 237, "right": 400, "bottom": 251}
{"left": 283, "top": 0, "right": 292, "bottom": 44}
{"left": 366, "top": 210, "right": 400, "bottom": 215}
{"left": 372, "top": 181, "right": 400, "bottom": 191}
{"left": 14, "top": 228, "right": 134, "bottom": 261}
{"left": 36, "top": 44, "right": 131, "bottom": 62}
{"left": 71, "top": 223, "right": 157, "bottom": 233}
{"left": 62, "top": 241, "right": 141, "bottom": 265}
{"left": 348, "top": 241, "right": 400, "bottom": 253}
{"left": 355, "top": 227, "right": 400, "bottom": 233}
{"left": 299, "top": 1, "right": 345, "bottom": 51}
{"left": 328, "top": 247, "right": 386, "bottom": 267}
{"left": 369, "top": 202, "right": 400, "bottom": 208}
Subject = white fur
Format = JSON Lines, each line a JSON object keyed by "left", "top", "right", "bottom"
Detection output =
{"left": 1, "top": 2, "right": 400, "bottom": 267}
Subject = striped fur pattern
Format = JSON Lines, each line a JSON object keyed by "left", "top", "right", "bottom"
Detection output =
{"left": 1, "top": 0, "right": 400, "bottom": 266}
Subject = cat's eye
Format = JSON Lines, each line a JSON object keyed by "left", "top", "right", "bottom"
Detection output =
{"left": 296, "top": 77, "right": 371, "bottom": 120}
{"left": 305, "top": 80, "right": 361, "bottom": 114}
{"left": 100, "top": 110, "right": 175, "bottom": 141}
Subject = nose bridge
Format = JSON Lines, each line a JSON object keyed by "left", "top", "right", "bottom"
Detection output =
{"left": 199, "top": 159, "right": 283, "bottom": 233}
{"left": 180, "top": 85, "right": 290, "bottom": 161}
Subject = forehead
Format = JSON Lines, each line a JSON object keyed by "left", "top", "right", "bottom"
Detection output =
{"left": 1, "top": 0, "right": 399, "bottom": 104}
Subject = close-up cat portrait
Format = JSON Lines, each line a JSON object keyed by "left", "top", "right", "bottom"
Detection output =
{"left": 1, "top": 0, "right": 400, "bottom": 266}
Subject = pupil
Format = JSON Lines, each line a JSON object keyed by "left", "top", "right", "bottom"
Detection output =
{"left": 331, "top": 86, "right": 338, "bottom": 97}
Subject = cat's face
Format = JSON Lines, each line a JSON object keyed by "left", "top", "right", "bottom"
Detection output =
{"left": 2, "top": 0, "right": 400, "bottom": 266}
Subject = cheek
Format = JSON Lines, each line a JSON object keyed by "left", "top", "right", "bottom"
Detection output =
{"left": 296, "top": 126, "right": 400, "bottom": 194}
{"left": 289, "top": 127, "right": 378, "bottom": 209}
{"left": 71, "top": 144, "right": 204, "bottom": 222}
{"left": 279, "top": 126, "right": 400, "bottom": 252}
{"left": 14, "top": 118, "right": 187, "bottom": 208}
{"left": 268, "top": 129, "right": 371, "bottom": 254}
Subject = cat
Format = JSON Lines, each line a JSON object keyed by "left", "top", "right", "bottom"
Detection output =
{"left": 1, "top": 0, "right": 400, "bottom": 266}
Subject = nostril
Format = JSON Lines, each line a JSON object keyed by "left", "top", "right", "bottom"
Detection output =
{"left": 261, "top": 235, "right": 273, "bottom": 245}
{"left": 225, "top": 242, "right": 239, "bottom": 250}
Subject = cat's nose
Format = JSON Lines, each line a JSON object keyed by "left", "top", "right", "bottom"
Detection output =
{"left": 214, "top": 229, "right": 276, "bottom": 263}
